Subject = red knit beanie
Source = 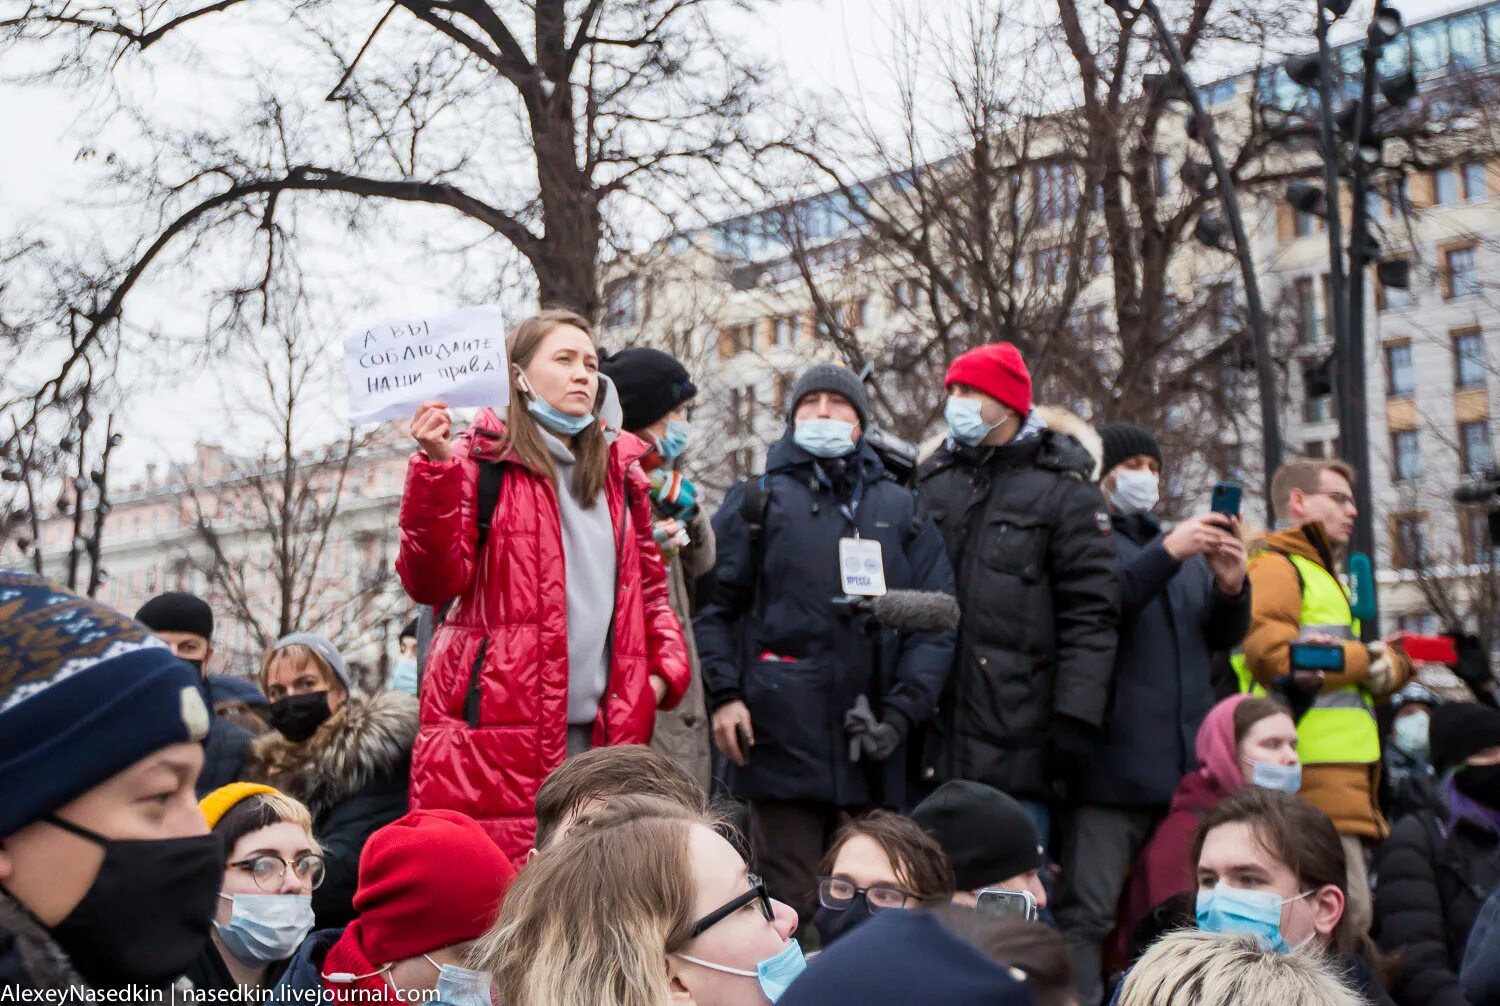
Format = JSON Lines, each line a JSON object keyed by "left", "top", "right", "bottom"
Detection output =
{"left": 945, "top": 343, "right": 1033, "bottom": 415}
{"left": 350, "top": 809, "right": 517, "bottom": 965}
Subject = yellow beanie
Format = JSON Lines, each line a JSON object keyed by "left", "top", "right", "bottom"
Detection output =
{"left": 200, "top": 782, "right": 279, "bottom": 828}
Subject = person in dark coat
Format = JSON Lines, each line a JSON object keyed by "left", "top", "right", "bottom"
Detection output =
{"left": 136, "top": 591, "right": 255, "bottom": 797}
{"left": 246, "top": 633, "right": 418, "bottom": 929}
{"left": 1374, "top": 702, "right": 1500, "bottom": 1006}
{"left": 914, "top": 342, "right": 1118, "bottom": 837}
{"left": 696, "top": 362, "right": 957, "bottom": 928}
{"left": 1382, "top": 681, "right": 1443, "bottom": 826}
{"left": 1058, "top": 422, "right": 1250, "bottom": 1005}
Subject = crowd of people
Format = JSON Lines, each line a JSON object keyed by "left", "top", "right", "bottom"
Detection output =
{"left": 2, "top": 306, "right": 1498, "bottom": 1004}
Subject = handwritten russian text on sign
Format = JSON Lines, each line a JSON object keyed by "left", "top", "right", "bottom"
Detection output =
{"left": 343, "top": 306, "right": 508, "bottom": 425}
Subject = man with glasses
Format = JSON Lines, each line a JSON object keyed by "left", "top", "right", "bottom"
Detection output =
{"left": 1235, "top": 458, "right": 1413, "bottom": 936}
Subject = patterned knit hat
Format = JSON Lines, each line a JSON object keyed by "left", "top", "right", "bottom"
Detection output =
{"left": 0, "top": 570, "right": 209, "bottom": 837}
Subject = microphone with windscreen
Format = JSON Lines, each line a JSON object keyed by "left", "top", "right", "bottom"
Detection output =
{"left": 832, "top": 589, "right": 961, "bottom": 634}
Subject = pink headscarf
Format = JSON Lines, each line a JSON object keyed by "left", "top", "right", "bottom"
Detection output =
{"left": 1195, "top": 694, "right": 1252, "bottom": 797}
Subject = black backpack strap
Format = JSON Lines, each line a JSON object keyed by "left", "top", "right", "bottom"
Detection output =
{"left": 738, "top": 475, "right": 772, "bottom": 614}
{"left": 476, "top": 459, "right": 505, "bottom": 554}
{"left": 439, "top": 460, "right": 505, "bottom": 626}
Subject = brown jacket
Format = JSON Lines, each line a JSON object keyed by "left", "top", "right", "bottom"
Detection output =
{"left": 649, "top": 505, "right": 715, "bottom": 791}
{"left": 1243, "top": 522, "right": 1410, "bottom": 840}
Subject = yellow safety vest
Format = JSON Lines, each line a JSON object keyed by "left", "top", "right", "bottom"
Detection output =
{"left": 1230, "top": 552, "right": 1379, "bottom": 766}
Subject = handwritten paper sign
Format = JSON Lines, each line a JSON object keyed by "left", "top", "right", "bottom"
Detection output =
{"left": 343, "top": 306, "right": 509, "bottom": 425}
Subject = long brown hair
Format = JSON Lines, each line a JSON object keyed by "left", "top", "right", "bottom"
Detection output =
{"left": 820, "top": 810, "right": 955, "bottom": 904}
{"left": 1190, "top": 787, "right": 1380, "bottom": 971}
{"left": 500, "top": 309, "right": 609, "bottom": 507}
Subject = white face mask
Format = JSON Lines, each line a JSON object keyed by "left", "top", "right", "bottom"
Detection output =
{"left": 215, "top": 893, "right": 314, "bottom": 964}
{"left": 1106, "top": 468, "right": 1160, "bottom": 514}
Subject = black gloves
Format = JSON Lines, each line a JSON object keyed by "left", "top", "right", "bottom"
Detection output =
{"left": 845, "top": 697, "right": 910, "bottom": 763}
{"left": 1047, "top": 714, "right": 1099, "bottom": 794}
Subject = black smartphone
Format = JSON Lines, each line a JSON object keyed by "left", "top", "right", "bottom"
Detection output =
{"left": 736, "top": 724, "right": 752, "bottom": 761}
{"left": 1289, "top": 641, "right": 1345, "bottom": 672}
{"left": 1211, "top": 481, "right": 1242, "bottom": 520}
{"left": 976, "top": 888, "right": 1038, "bottom": 921}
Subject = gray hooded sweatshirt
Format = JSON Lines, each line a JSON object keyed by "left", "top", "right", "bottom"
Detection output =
{"left": 539, "top": 428, "right": 618, "bottom": 726}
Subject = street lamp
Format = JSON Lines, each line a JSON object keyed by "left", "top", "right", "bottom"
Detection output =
{"left": 1373, "top": 2, "right": 1403, "bottom": 43}
{"left": 1380, "top": 69, "right": 1418, "bottom": 107}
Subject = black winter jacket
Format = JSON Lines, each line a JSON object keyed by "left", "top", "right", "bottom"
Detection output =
{"left": 696, "top": 433, "right": 957, "bottom": 808}
{"left": 196, "top": 715, "right": 254, "bottom": 798}
{"left": 1075, "top": 511, "right": 1250, "bottom": 807}
{"left": 1374, "top": 804, "right": 1500, "bottom": 1006}
{"left": 0, "top": 895, "right": 89, "bottom": 992}
{"left": 915, "top": 425, "right": 1119, "bottom": 802}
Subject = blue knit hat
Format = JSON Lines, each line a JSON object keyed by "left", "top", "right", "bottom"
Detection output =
{"left": 0, "top": 570, "right": 210, "bottom": 837}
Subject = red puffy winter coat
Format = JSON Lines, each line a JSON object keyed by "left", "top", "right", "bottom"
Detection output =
{"left": 396, "top": 408, "right": 690, "bottom": 860}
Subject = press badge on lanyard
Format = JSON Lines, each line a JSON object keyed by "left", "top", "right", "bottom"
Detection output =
{"left": 839, "top": 537, "right": 887, "bottom": 597}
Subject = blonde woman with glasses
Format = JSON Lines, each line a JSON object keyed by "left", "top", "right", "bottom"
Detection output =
{"left": 475, "top": 796, "right": 803, "bottom": 1005}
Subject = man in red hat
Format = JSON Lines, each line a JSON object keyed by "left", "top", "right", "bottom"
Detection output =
{"left": 915, "top": 342, "right": 1118, "bottom": 851}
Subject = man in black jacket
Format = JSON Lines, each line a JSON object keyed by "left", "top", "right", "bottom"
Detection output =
{"left": 696, "top": 363, "right": 956, "bottom": 929}
{"left": 1054, "top": 422, "right": 1249, "bottom": 1005}
{"left": 136, "top": 591, "right": 254, "bottom": 797}
{"left": 915, "top": 342, "right": 1118, "bottom": 843}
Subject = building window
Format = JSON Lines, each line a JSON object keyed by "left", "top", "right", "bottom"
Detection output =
{"left": 1303, "top": 360, "right": 1335, "bottom": 423}
{"left": 1156, "top": 154, "right": 1173, "bottom": 197}
{"left": 891, "top": 278, "right": 921, "bottom": 310}
{"left": 839, "top": 299, "right": 868, "bottom": 331}
{"left": 603, "top": 278, "right": 638, "bottom": 329}
{"left": 728, "top": 386, "right": 756, "bottom": 435}
{"left": 1392, "top": 513, "right": 1428, "bottom": 570}
{"left": 1034, "top": 163, "right": 1078, "bottom": 225}
{"left": 1385, "top": 343, "right": 1414, "bottom": 397}
{"left": 1295, "top": 276, "right": 1322, "bottom": 344}
{"left": 1397, "top": 612, "right": 1442, "bottom": 636}
{"left": 1435, "top": 166, "right": 1461, "bottom": 206}
{"left": 1463, "top": 506, "right": 1495, "bottom": 565}
{"left": 1089, "top": 233, "right": 1109, "bottom": 274}
{"left": 1378, "top": 261, "right": 1414, "bottom": 312}
{"left": 1294, "top": 210, "right": 1321, "bottom": 237}
{"left": 718, "top": 324, "right": 754, "bottom": 359}
{"left": 1456, "top": 330, "right": 1487, "bottom": 388}
{"left": 1445, "top": 245, "right": 1480, "bottom": 299}
{"left": 773, "top": 315, "right": 798, "bottom": 348}
{"left": 1210, "top": 283, "right": 1236, "bottom": 335}
{"left": 1392, "top": 429, "right": 1422, "bottom": 481}
{"left": 1461, "top": 420, "right": 1494, "bottom": 476}
{"left": 1304, "top": 440, "right": 1326, "bottom": 459}
{"left": 1466, "top": 162, "right": 1489, "bottom": 202}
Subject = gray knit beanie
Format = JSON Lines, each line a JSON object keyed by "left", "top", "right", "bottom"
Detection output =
{"left": 787, "top": 363, "right": 870, "bottom": 428}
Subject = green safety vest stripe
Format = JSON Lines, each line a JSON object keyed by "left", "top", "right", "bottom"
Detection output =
{"left": 1229, "top": 551, "right": 1377, "bottom": 765}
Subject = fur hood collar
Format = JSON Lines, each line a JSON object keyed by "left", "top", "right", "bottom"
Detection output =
{"left": 919, "top": 404, "right": 1103, "bottom": 479}
{"left": 249, "top": 690, "right": 418, "bottom": 817}
{"left": 0, "top": 893, "right": 90, "bottom": 991}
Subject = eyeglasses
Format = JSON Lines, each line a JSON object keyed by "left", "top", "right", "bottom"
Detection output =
{"left": 818, "top": 876, "right": 917, "bottom": 912}
{"left": 1308, "top": 489, "right": 1356, "bottom": 509}
{"left": 228, "top": 853, "right": 327, "bottom": 892}
{"left": 689, "top": 873, "right": 775, "bottom": 939}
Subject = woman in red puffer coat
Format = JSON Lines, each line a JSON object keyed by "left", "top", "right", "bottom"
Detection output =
{"left": 395, "top": 308, "right": 690, "bottom": 863}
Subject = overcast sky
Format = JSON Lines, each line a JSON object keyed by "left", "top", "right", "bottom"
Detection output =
{"left": 0, "top": 0, "right": 1477, "bottom": 482}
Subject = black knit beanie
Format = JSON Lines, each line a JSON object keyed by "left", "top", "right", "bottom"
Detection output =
{"left": 598, "top": 347, "right": 697, "bottom": 432}
{"left": 910, "top": 780, "right": 1042, "bottom": 891}
{"left": 788, "top": 362, "right": 870, "bottom": 428}
{"left": 1098, "top": 422, "right": 1163, "bottom": 476}
{"left": 136, "top": 591, "right": 215, "bottom": 641}
{"left": 1430, "top": 702, "right": 1500, "bottom": 774}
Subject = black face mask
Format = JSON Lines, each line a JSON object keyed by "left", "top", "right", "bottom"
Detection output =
{"left": 1456, "top": 763, "right": 1500, "bottom": 808}
{"left": 813, "top": 893, "right": 874, "bottom": 947}
{"left": 41, "top": 815, "right": 222, "bottom": 989}
{"left": 269, "top": 691, "right": 334, "bottom": 742}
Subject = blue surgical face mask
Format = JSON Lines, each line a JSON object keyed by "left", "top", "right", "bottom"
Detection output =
{"left": 793, "top": 418, "right": 857, "bottom": 458}
{"left": 1393, "top": 711, "right": 1431, "bottom": 763}
{"left": 657, "top": 419, "right": 693, "bottom": 462}
{"left": 1195, "top": 883, "right": 1314, "bottom": 953}
{"left": 424, "top": 954, "right": 494, "bottom": 1006}
{"left": 215, "top": 893, "right": 314, "bottom": 965}
{"left": 517, "top": 371, "right": 595, "bottom": 436}
{"left": 1249, "top": 759, "right": 1303, "bottom": 795}
{"left": 945, "top": 396, "right": 999, "bottom": 447}
{"left": 675, "top": 939, "right": 808, "bottom": 1003}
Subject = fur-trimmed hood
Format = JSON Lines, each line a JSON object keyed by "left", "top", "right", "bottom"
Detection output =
{"left": 248, "top": 690, "right": 418, "bottom": 818}
{"left": 918, "top": 404, "right": 1103, "bottom": 479}
{"left": 0, "top": 893, "right": 90, "bottom": 991}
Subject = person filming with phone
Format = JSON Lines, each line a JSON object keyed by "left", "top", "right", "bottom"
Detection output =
{"left": 1056, "top": 423, "right": 1250, "bottom": 1005}
{"left": 1234, "top": 458, "right": 1414, "bottom": 940}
